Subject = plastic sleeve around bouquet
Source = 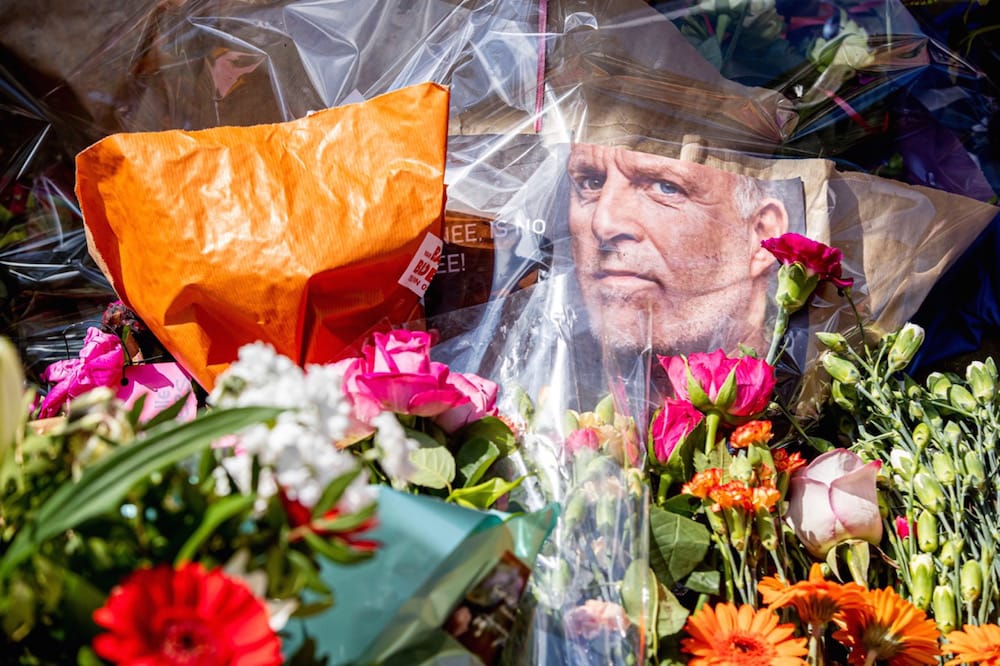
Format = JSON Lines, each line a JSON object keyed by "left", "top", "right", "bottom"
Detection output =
{"left": 428, "top": 179, "right": 656, "bottom": 662}
{"left": 75, "top": 82, "right": 449, "bottom": 392}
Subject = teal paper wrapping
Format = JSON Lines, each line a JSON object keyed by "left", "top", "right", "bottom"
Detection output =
{"left": 283, "top": 488, "right": 557, "bottom": 665}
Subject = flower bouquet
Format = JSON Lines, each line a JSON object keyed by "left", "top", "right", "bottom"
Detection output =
{"left": 0, "top": 323, "right": 556, "bottom": 665}
{"left": 635, "top": 231, "right": 1000, "bottom": 665}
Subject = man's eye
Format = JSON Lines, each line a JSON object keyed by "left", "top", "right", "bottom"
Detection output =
{"left": 654, "top": 180, "right": 682, "bottom": 195}
{"left": 576, "top": 176, "right": 605, "bottom": 191}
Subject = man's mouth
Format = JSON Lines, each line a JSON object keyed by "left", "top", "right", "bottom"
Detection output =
{"left": 593, "top": 269, "right": 659, "bottom": 284}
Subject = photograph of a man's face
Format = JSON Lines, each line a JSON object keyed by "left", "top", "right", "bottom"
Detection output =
{"left": 566, "top": 143, "right": 804, "bottom": 359}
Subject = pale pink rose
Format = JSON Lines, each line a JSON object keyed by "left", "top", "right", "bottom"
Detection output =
{"left": 434, "top": 371, "right": 498, "bottom": 433}
{"left": 761, "top": 232, "right": 853, "bottom": 289}
{"left": 38, "top": 327, "right": 124, "bottom": 417}
{"left": 786, "top": 449, "right": 883, "bottom": 557}
{"left": 650, "top": 398, "right": 703, "bottom": 464}
{"left": 564, "top": 599, "right": 628, "bottom": 641}
{"left": 338, "top": 330, "right": 467, "bottom": 423}
{"left": 659, "top": 350, "right": 775, "bottom": 425}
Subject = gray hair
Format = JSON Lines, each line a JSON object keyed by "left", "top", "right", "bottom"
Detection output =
{"left": 734, "top": 174, "right": 766, "bottom": 221}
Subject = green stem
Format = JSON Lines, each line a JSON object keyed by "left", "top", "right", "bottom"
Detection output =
{"left": 766, "top": 307, "right": 790, "bottom": 366}
{"left": 656, "top": 477, "right": 669, "bottom": 507}
{"left": 773, "top": 399, "right": 817, "bottom": 450}
{"left": 705, "top": 412, "right": 721, "bottom": 456}
{"left": 713, "top": 532, "right": 737, "bottom": 603}
{"left": 844, "top": 288, "right": 866, "bottom": 347}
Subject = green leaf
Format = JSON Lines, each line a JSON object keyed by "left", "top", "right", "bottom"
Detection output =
{"left": 655, "top": 581, "right": 690, "bottom": 638}
{"left": 659, "top": 493, "right": 700, "bottom": 518}
{"left": 175, "top": 493, "right": 258, "bottom": 564}
{"left": 309, "top": 503, "right": 376, "bottom": 533}
{"left": 402, "top": 425, "right": 441, "bottom": 450}
{"left": 447, "top": 476, "right": 524, "bottom": 510}
{"left": 649, "top": 504, "right": 711, "bottom": 588}
{"left": 806, "top": 436, "right": 835, "bottom": 453}
{"left": 407, "top": 446, "right": 456, "bottom": 490}
{"left": 285, "top": 549, "right": 331, "bottom": 598}
{"left": 693, "top": 443, "right": 731, "bottom": 473}
{"left": 0, "top": 406, "right": 280, "bottom": 580}
{"left": 2, "top": 577, "right": 35, "bottom": 640}
{"left": 683, "top": 569, "right": 720, "bottom": 595}
{"left": 513, "top": 385, "right": 534, "bottom": 423}
{"left": 622, "top": 561, "right": 656, "bottom": 628}
{"left": 455, "top": 438, "right": 500, "bottom": 487}
{"left": 311, "top": 468, "right": 363, "bottom": 518}
{"left": 456, "top": 416, "right": 516, "bottom": 456}
{"left": 302, "top": 531, "right": 374, "bottom": 565}
{"left": 125, "top": 393, "right": 148, "bottom": 428}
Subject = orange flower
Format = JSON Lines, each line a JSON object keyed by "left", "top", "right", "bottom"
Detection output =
{"left": 773, "top": 449, "right": 806, "bottom": 474}
{"left": 833, "top": 587, "right": 941, "bottom": 666}
{"left": 751, "top": 482, "right": 782, "bottom": 512}
{"left": 942, "top": 624, "right": 1000, "bottom": 665}
{"left": 683, "top": 468, "right": 723, "bottom": 499}
{"left": 681, "top": 602, "right": 808, "bottom": 666}
{"left": 709, "top": 480, "right": 754, "bottom": 512}
{"left": 759, "top": 564, "right": 868, "bottom": 629}
{"left": 731, "top": 420, "right": 773, "bottom": 448}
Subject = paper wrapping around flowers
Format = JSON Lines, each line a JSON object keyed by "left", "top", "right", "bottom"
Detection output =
{"left": 76, "top": 83, "right": 449, "bottom": 391}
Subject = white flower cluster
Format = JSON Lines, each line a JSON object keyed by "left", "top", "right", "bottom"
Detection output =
{"left": 209, "top": 343, "right": 375, "bottom": 513}
{"left": 371, "top": 411, "right": 419, "bottom": 489}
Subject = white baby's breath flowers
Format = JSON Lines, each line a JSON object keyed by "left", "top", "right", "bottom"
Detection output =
{"left": 210, "top": 342, "right": 374, "bottom": 513}
{"left": 371, "top": 411, "right": 419, "bottom": 488}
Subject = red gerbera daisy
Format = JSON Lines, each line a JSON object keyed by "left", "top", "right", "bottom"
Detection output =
{"left": 93, "top": 562, "right": 282, "bottom": 666}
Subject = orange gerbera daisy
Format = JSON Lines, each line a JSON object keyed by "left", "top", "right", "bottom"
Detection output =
{"left": 681, "top": 602, "right": 808, "bottom": 666}
{"left": 833, "top": 587, "right": 941, "bottom": 666}
{"left": 730, "top": 420, "right": 773, "bottom": 448}
{"left": 942, "top": 623, "right": 1000, "bottom": 665}
{"left": 759, "top": 564, "right": 868, "bottom": 629}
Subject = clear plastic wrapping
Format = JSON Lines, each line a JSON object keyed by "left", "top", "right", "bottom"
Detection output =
{"left": 2, "top": 0, "right": 999, "bottom": 662}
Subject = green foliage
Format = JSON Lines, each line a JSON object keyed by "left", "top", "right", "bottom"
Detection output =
{"left": 648, "top": 505, "right": 711, "bottom": 590}
{"left": 408, "top": 446, "right": 457, "bottom": 490}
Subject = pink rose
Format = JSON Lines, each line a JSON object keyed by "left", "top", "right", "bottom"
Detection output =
{"left": 38, "top": 327, "right": 124, "bottom": 417}
{"left": 434, "top": 370, "right": 498, "bottom": 433}
{"left": 761, "top": 233, "right": 853, "bottom": 289}
{"left": 650, "top": 399, "right": 703, "bottom": 464}
{"left": 565, "top": 427, "right": 601, "bottom": 456}
{"left": 564, "top": 599, "right": 628, "bottom": 641}
{"left": 659, "top": 350, "right": 775, "bottom": 425}
{"left": 339, "top": 330, "right": 467, "bottom": 423}
{"left": 786, "top": 449, "right": 883, "bottom": 557}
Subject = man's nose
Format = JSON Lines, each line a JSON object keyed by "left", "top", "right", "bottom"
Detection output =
{"left": 590, "top": 178, "right": 643, "bottom": 247}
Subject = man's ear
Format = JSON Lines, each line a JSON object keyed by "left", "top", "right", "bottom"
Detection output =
{"left": 749, "top": 198, "right": 789, "bottom": 278}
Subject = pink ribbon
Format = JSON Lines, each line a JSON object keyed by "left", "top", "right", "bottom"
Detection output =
{"left": 38, "top": 327, "right": 124, "bottom": 417}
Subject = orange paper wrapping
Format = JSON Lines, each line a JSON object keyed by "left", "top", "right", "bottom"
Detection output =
{"left": 77, "top": 83, "right": 449, "bottom": 391}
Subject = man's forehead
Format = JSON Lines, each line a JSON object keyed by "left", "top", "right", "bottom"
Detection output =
{"left": 568, "top": 143, "right": 733, "bottom": 186}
